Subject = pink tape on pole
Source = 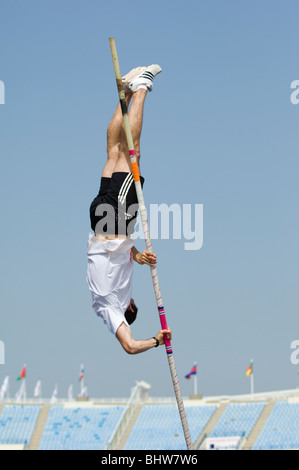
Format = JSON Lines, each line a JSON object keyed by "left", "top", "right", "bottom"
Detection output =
{"left": 158, "top": 306, "right": 172, "bottom": 352}
{"left": 159, "top": 310, "right": 168, "bottom": 329}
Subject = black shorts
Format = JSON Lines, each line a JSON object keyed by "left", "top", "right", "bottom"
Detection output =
{"left": 90, "top": 172, "right": 145, "bottom": 236}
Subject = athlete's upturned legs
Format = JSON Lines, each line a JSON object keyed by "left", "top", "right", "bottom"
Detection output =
{"left": 102, "top": 64, "right": 162, "bottom": 178}
{"left": 103, "top": 89, "right": 147, "bottom": 177}
{"left": 102, "top": 92, "right": 133, "bottom": 178}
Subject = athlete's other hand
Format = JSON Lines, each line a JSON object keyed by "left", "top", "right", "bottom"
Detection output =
{"left": 138, "top": 250, "right": 157, "bottom": 267}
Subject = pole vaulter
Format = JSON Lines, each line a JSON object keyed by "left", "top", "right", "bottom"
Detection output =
{"left": 109, "top": 37, "right": 193, "bottom": 451}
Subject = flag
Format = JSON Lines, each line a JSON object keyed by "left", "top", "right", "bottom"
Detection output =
{"left": 79, "top": 386, "right": 88, "bottom": 397}
{"left": 246, "top": 362, "right": 253, "bottom": 377}
{"left": 15, "top": 379, "right": 26, "bottom": 402}
{"left": 68, "top": 385, "right": 73, "bottom": 401}
{"left": 34, "top": 379, "right": 42, "bottom": 398}
{"left": 0, "top": 376, "right": 9, "bottom": 400}
{"left": 185, "top": 363, "right": 197, "bottom": 380}
{"left": 79, "top": 364, "right": 84, "bottom": 382}
{"left": 51, "top": 384, "right": 58, "bottom": 404}
{"left": 17, "top": 365, "right": 26, "bottom": 381}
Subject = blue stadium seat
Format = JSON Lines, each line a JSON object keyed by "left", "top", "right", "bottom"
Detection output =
{"left": 209, "top": 402, "right": 266, "bottom": 439}
{"left": 0, "top": 405, "right": 40, "bottom": 445}
{"left": 38, "top": 405, "right": 125, "bottom": 450}
{"left": 252, "top": 401, "right": 299, "bottom": 450}
{"left": 124, "top": 404, "right": 217, "bottom": 450}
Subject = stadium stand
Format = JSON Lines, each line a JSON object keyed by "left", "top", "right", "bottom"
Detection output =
{"left": 124, "top": 403, "right": 217, "bottom": 450}
{"left": 252, "top": 400, "right": 299, "bottom": 450}
{"left": 208, "top": 402, "right": 266, "bottom": 439}
{"left": 1, "top": 387, "right": 299, "bottom": 450}
{"left": 38, "top": 404, "right": 125, "bottom": 450}
{"left": 0, "top": 405, "right": 40, "bottom": 447}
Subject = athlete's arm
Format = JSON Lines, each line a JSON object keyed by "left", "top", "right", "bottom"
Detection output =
{"left": 132, "top": 246, "right": 157, "bottom": 267}
{"left": 116, "top": 323, "right": 172, "bottom": 355}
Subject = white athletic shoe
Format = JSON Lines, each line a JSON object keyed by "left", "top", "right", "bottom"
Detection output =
{"left": 122, "top": 67, "right": 146, "bottom": 93}
{"left": 128, "top": 64, "right": 162, "bottom": 92}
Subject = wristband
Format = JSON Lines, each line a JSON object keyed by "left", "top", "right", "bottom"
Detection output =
{"left": 152, "top": 337, "right": 159, "bottom": 348}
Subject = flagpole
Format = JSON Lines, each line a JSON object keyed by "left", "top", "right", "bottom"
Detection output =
{"left": 251, "top": 374, "right": 254, "bottom": 395}
{"left": 109, "top": 37, "right": 193, "bottom": 451}
{"left": 79, "top": 364, "right": 85, "bottom": 396}
{"left": 23, "top": 378, "right": 27, "bottom": 402}
{"left": 194, "top": 362, "right": 198, "bottom": 395}
{"left": 250, "top": 359, "right": 254, "bottom": 395}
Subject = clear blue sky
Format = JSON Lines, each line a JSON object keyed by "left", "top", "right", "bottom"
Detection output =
{"left": 0, "top": 0, "right": 298, "bottom": 400}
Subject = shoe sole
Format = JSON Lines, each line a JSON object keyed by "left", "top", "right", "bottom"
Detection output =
{"left": 128, "top": 65, "right": 162, "bottom": 92}
{"left": 122, "top": 67, "right": 146, "bottom": 85}
{"left": 141, "top": 64, "right": 162, "bottom": 77}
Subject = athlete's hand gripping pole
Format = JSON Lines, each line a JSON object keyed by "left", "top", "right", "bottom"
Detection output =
{"left": 109, "top": 37, "right": 193, "bottom": 451}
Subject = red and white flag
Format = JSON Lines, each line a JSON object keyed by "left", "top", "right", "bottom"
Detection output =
{"left": 34, "top": 379, "right": 42, "bottom": 398}
{"left": 50, "top": 384, "right": 58, "bottom": 404}
{"left": 79, "top": 364, "right": 84, "bottom": 382}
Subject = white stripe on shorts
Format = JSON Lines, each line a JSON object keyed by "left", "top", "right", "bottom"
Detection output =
{"left": 118, "top": 173, "right": 133, "bottom": 205}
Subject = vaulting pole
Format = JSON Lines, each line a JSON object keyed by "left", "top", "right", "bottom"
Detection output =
{"left": 109, "top": 37, "right": 193, "bottom": 450}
